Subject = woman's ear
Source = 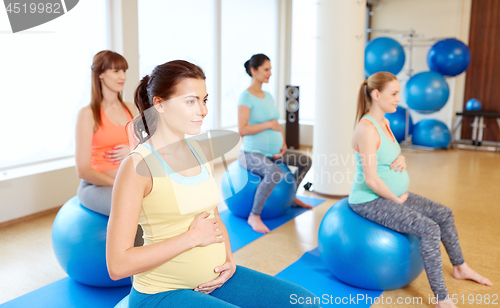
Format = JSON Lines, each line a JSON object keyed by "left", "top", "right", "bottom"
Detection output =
{"left": 153, "top": 96, "right": 164, "bottom": 114}
{"left": 250, "top": 66, "right": 256, "bottom": 77}
{"left": 371, "top": 89, "right": 379, "bottom": 101}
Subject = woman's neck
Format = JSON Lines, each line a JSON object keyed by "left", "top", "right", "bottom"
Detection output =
{"left": 365, "top": 105, "right": 386, "bottom": 125}
{"left": 101, "top": 87, "right": 121, "bottom": 108}
{"left": 148, "top": 120, "right": 186, "bottom": 154}
{"left": 248, "top": 79, "right": 263, "bottom": 92}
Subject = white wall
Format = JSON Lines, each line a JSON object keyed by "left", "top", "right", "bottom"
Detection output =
{"left": 370, "top": 0, "right": 471, "bottom": 131}
{"left": 0, "top": 0, "right": 141, "bottom": 225}
{"left": 6, "top": 0, "right": 473, "bottom": 224}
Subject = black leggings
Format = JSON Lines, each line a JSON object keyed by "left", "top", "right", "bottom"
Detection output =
{"left": 350, "top": 192, "right": 465, "bottom": 300}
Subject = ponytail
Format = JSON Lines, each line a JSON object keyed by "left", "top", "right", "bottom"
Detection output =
{"left": 244, "top": 60, "right": 251, "bottom": 77}
{"left": 356, "top": 80, "right": 369, "bottom": 123}
{"left": 130, "top": 75, "right": 157, "bottom": 145}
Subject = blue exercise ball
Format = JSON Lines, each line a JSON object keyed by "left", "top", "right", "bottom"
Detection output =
{"left": 365, "top": 37, "right": 406, "bottom": 76}
{"left": 115, "top": 295, "right": 129, "bottom": 308}
{"left": 465, "top": 98, "right": 482, "bottom": 111}
{"left": 221, "top": 161, "right": 296, "bottom": 219}
{"left": 52, "top": 196, "right": 132, "bottom": 287}
{"left": 428, "top": 38, "right": 471, "bottom": 77}
{"left": 318, "top": 198, "right": 424, "bottom": 290}
{"left": 405, "top": 71, "right": 449, "bottom": 114}
{"left": 385, "top": 106, "right": 415, "bottom": 143}
{"left": 412, "top": 119, "right": 451, "bottom": 148}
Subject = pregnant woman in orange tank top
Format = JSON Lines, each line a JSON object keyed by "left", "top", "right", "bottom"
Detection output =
{"left": 75, "top": 50, "right": 138, "bottom": 216}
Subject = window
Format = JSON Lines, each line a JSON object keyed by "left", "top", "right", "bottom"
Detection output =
{"left": 138, "top": 0, "right": 216, "bottom": 129}
{"left": 0, "top": 0, "right": 109, "bottom": 170}
{"left": 290, "top": 0, "right": 317, "bottom": 122}
{"left": 220, "top": 0, "right": 278, "bottom": 128}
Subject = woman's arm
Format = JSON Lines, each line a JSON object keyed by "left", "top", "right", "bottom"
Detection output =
{"left": 106, "top": 154, "right": 224, "bottom": 280}
{"left": 194, "top": 158, "right": 236, "bottom": 294}
{"left": 238, "top": 106, "right": 279, "bottom": 136}
{"left": 198, "top": 141, "right": 234, "bottom": 263}
{"left": 355, "top": 122, "right": 405, "bottom": 204}
{"left": 75, "top": 107, "right": 115, "bottom": 186}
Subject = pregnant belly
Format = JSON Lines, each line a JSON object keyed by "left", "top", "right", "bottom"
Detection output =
{"left": 158, "top": 242, "right": 227, "bottom": 289}
{"left": 266, "top": 130, "right": 283, "bottom": 155}
{"left": 244, "top": 129, "right": 283, "bottom": 157}
{"left": 379, "top": 168, "right": 410, "bottom": 197}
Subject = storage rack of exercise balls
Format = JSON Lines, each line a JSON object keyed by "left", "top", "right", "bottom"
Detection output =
{"left": 365, "top": 28, "right": 473, "bottom": 149}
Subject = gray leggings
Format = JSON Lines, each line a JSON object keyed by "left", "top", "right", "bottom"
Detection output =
{"left": 77, "top": 179, "right": 144, "bottom": 246}
{"left": 349, "top": 192, "right": 465, "bottom": 301}
{"left": 77, "top": 179, "right": 113, "bottom": 216}
{"left": 237, "top": 149, "right": 312, "bottom": 216}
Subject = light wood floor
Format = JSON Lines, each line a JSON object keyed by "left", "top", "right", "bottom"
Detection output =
{"left": 0, "top": 149, "right": 498, "bottom": 307}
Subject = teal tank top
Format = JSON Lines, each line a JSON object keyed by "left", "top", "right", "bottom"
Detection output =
{"left": 238, "top": 90, "right": 283, "bottom": 157}
{"left": 348, "top": 115, "right": 410, "bottom": 204}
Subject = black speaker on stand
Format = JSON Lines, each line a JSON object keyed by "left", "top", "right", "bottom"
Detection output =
{"left": 285, "top": 85, "right": 300, "bottom": 149}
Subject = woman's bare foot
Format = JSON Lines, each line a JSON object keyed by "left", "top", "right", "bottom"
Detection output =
{"left": 293, "top": 197, "right": 313, "bottom": 209}
{"left": 248, "top": 213, "right": 270, "bottom": 233}
{"left": 452, "top": 262, "right": 493, "bottom": 286}
{"left": 435, "top": 300, "right": 459, "bottom": 308}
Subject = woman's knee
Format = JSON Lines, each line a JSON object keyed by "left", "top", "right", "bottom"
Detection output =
{"left": 263, "top": 164, "right": 282, "bottom": 184}
{"left": 440, "top": 206, "right": 454, "bottom": 221}
{"left": 299, "top": 154, "right": 312, "bottom": 170}
{"left": 418, "top": 220, "right": 441, "bottom": 243}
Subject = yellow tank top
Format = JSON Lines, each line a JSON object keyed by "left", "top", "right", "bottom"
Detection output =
{"left": 129, "top": 139, "right": 226, "bottom": 294}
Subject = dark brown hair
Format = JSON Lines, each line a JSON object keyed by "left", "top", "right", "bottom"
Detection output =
{"left": 356, "top": 72, "right": 397, "bottom": 122}
{"left": 131, "top": 60, "right": 206, "bottom": 145}
{"left": 244, "top": 54, "right": 270, "bottom": 77}
{"left": 90, "top": 50, "right": 131, "bottom": 128}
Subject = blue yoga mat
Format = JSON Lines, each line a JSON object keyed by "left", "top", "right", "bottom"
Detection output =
{"left": 0, "top": 277, "right": 130, "bottom": 308}
{"left": 2, "top": 195, "right": 324, "bottom": 308}
{"left": 276, "top": 248, "right": 383, "bottom": 307}
{"left": 219, "top": 195, "right": 325, "bottom": 252}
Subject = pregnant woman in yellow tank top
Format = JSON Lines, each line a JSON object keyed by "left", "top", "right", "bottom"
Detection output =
{"left": 106, "top": 60, "right": 319, "bottom": 308}
{"left": 349, "top": 72, "right": 492, "bottom": 308}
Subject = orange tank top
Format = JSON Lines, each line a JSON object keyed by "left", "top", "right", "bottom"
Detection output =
{"left": 91, "top": 106, "right": 133, "bottom": 172}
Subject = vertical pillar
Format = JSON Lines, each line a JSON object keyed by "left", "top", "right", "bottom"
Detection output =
{"left": 109, "top": 0, "right": 139, "bottom": 103}
{"left": 313, "top": 0, "right": 366, "bottom": 196}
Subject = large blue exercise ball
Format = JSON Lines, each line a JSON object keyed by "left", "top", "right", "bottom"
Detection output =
{"left": 405, "top": 71, "right": 449, "bottom": 114}
{"left": 52, "top": 196, "right": 132, "bottom": 287}
{"left": 465, "top": 98, "right": 482, "bottom": 111}
{"left": 385, "top": 106, "right": 415, "bottom": 143}
{"left": 412, "top": 119, "right": 451, "bottom": 148}
{"left": 114, "top": 295, "right": 130, "bottom": 308}
{"left": 318, "top": 199, "right": 424, "bottom": 290}
{"left": 365, "top": 37, "right": 406, "bottom": 76}
{"left": 221, "top": 161, "right": 296, "bottom": 219}
{"left": 427, "top": 38, "right": 471, "bottom": 77}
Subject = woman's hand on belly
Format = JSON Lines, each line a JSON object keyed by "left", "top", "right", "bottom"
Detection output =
{"left": 105, "top": 144, "right": 131, "bottom": 165}
{"left": 268, "top": 120, "right": 282, "bottom": 131}
{"left": 272, "top": 141, "right": 287, "bottom": 159}
{"left": 395, "top": 192, "right": 409, "bottom": 204}
{"left": 390, "top": 155, "right": 406, "bottom": 172}
{"left": 188, "top": 212, "right": 225, "bottom": 247}
{"left": 194, "top": 259, "right": 237, "bottom": 294}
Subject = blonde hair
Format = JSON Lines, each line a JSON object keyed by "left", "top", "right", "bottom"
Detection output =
{"left": 356, "top": 72, "right": 397, "bottom": 122}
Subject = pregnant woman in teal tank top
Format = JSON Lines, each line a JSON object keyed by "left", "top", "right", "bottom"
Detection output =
{"left": 237, "top": 54, "right": 313, "bottom": 233}
{"left": 349, "top": 72, "right": 492, "bottom": 308}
